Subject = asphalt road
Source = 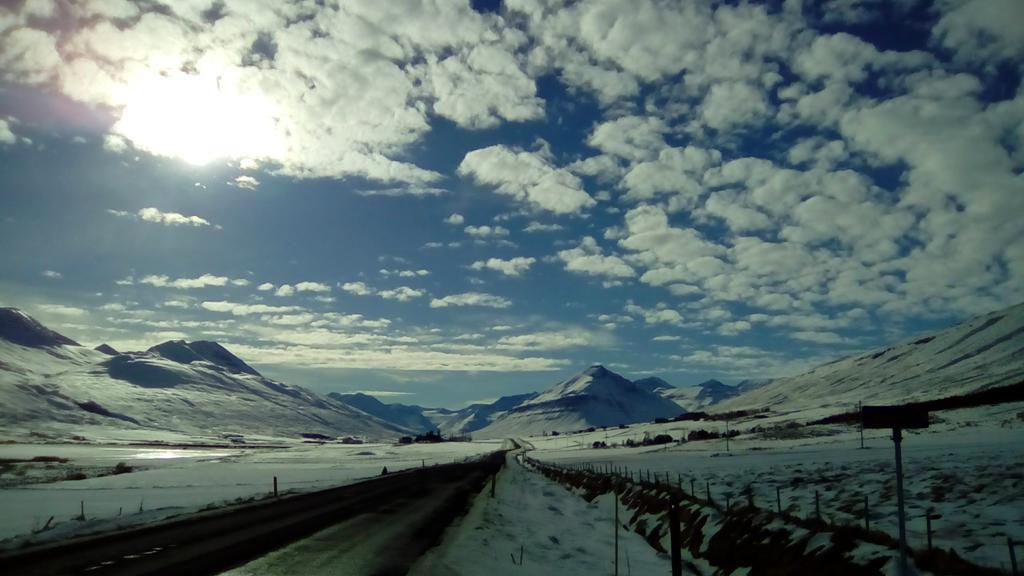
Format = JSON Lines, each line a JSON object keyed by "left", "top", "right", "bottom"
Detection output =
{"left": 0, "top": 451, "right": 505, "bottom": 576}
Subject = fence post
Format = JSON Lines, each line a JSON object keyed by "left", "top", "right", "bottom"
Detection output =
{"left": 1008, "top": 537, "right": 1018, "bottom": 576}
{"left": 669, "top": 502, "right": 682, "bottom": 576}
{"left": 691, "top": 478, "right": 695, "bottom": 498}
{"left": 776, "top": 486, "right": 782, "bottom": 514}
{"left": 273, "top": 476, "right": 278, "bottom": 498}
{"left": 78, "top": 501, "right": 85, "bottom": 521}
{"left": 706, "top": 480, "right": 712, "bottom": 504}
{"left": 614, "top": 489, "right": 619, "bottom": 576}
{"left": 926, "top": 509, "right": 933, "bottom": 552}
{"left": 814, "top": 490, "right": 821, "bottom": 522}
{"left": 864, "top": 495, "right": 870, "bottom": 532}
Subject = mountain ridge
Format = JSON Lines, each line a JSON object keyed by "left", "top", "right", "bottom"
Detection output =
{"left": 0, "top": 308, "right": 411, "bottom": 440}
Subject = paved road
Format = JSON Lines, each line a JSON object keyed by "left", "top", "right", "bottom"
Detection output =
{"left": 0, "top": 452, "right": 505, "bottom": 576}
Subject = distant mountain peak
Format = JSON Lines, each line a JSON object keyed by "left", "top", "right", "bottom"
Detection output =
{"left": 94, "top": 343, "right": 119, "bottom": 356}
{"left": 583, "top": 364, "right": 609, "bottom": 376}
{"left": 148, "top": 339, "right": 260, "bottom": 376}
{"left": 0, "top": 307, "right": 80, "bottom": 348}
{"left": 698, "top": 379, "right": 727, "bottom": 388}
{"left": 634, "top": 376, "right": 674, "bottom": 392}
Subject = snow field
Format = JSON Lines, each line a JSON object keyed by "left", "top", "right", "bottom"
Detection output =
{"left": 409, "top": 452, "right": 671, "bottom": 575}
{"left": 526, "top": 409, "right": 1024, "bottom": 571}
{"left": 0, "top": 440, "right": 502, "bottom": 548}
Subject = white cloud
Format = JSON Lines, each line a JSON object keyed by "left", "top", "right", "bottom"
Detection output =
{"left": 340, "top": 281, "right": 375, "bottom": 296}
{"left": 495, "top": 328, "right": 614, "bottom": 351}
{"left": 381, "top": 269, "right": 430, "bottom": 278}
{"left": 379, "top": 286, "right": 424, "bottom": 302}
{"left": 458, "top": 145, "right": 596, "bottom": 214}
{"left": 445, "top": 213, "right": 465, "bottom": 225}
{"left": 140, "top": 274, "right": 247, "bottom": 289}
{"left": 0, "top": 2, "right": 554, "bottom": 183}
{"left": 464, "top": 225, "right": 510, "bottom": 238}
{"left": 201, "top": 301, "right": 305, "bottom": 316}
{"left": 108, "top": 207, "right": 213, "bottom": 227}
{"left": 35, "top": 304, "right": 88, "bottom": 317}
{"left": 0, "top": 117, "right": 18, "bottom": 144}
{"left": 932, "top": 0, "right": 1024, "bottom": 65}
{"left": 228, "top": 342, "right": 567, "bottom": 372}
{"left": 425, "top": 44, "right": 544, "bottom": 129}
{"left": 229, "top": 175, "right": 260, "bottom": 190}
{"left": 470, "top": 256, "right": 536, "bottom": 277}
{"left": 700, "top": 81, "right": 770, "bottom": 131}
{"left": 294, "top": 281, "right": 331, "bottom": 293}
{"left": 557, "top": 236, "right": 635, "bottom": 279}
{"left": 275, "top": 285, "right": 295, "bottom": 297}
{"left": 523, "top": 221, "right": 563, "bottom": 233}
{"left": 42, "top": 269, "right": 62, "bottom": 279}
{"left": 587, "top": 116, "right": 668, "bottom": 162}
{"left": 257, "top": 282, "right": 275, "bottom": 291}
{"left": 430, "top": 292, "right": 512, "bottom": 309}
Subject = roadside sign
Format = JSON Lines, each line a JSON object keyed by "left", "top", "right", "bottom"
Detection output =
{"left": 860, "top": 404, "right": 930, "bottom": 576}
{"left": 862, "top": 405, "right": 929, "bottom": 429}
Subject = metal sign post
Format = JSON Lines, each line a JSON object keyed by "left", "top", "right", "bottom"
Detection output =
{"left": 863, "top": 405, "right": 929, "bottom": 576}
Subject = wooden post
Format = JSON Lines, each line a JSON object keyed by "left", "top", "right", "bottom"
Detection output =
{"left": 864, "top": 495, "right": 870, "bottom": 532}
{"left": 894, "top": 427, "right": 908, "bottom": 576}
{"left": 669, "top": 502, "right": 682, "bottom": 576}
{"left": 274, "top": 476, "right": 278, "bottom": 497}
{"left": 815, "top": 490, "right": 821, "bottom": 522}
{"left": 706, "top": 480, "right": 711, "bottom": 504}
{"left": 1008, "top": 537, "right": 1018, "bottom": 576}
{"left": 926, "top": 509, "right": 933, "bottom": 551}
{"left": 614, "top": 489, "right": 620, "bottom": 576}
{"left": 858, "top": 401, "right": 865, "bottom": 449}
{"left": 79, "top": 501, "right": 85, "bottom": 521}
{"left": 725, "top": 417, "right": 730, "bottom": 452}
{"left": 725, "top": 495, "right": 731, "bottom": 512}
{"left": 776, "top": 486, "right": 782, "bottom": 514}
{"left": 691, "top": 478, "right": 695, "bottom": 498}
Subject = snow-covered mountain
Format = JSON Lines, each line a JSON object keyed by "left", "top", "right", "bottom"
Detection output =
{"left": 735, "top": 378, "right": 774, "bottom": 394}
{"left": 328, "top": 392, "right": 436, "bottom": 433}
{"left": 0, "top": 308, "right": 410, "bottom": 440}
{"left": 717, "top": 302, "right": 1024, "bottom": 419}
{"left": 422, "top": 392, "right": 539, "bottom": 436}
{"left": 475, "top": 365, "right": 684, "bottom": 438}
{"left": 634, "top": 376, "right": 674, "bottom": 393}
{"left": 658, "top": 379, "right": 742, "bottom": 412}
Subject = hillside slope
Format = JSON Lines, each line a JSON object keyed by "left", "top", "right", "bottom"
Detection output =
{"left": 717, "top": 302, "right": 1024, "bottom": 418}
{"left": 0, "top": 309, "right": 408, "bottom": 441}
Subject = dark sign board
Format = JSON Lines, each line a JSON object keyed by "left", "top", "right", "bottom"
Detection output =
{"left": 862, "top": 405, "right": 929, "bottom": 429}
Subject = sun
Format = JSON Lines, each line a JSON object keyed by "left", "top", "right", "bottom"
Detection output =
{"left": 112, "top": 67, "right": 284, "bottom": 167}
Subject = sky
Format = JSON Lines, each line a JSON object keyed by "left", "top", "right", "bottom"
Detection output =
{"left": 0, "top": 0, "right": 1022, "bottom": 409}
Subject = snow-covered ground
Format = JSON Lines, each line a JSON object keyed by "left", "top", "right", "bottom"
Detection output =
{"left": 0, "top": 440, "right": 502, "bottom": 548}
{"left": 410, "top": 452, "right": 671, "bottom": 576}
{"left": 524, "top": 402, "right": 1024, "bottom": 571}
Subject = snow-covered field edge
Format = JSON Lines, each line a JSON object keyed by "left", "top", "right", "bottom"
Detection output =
{"left": 521, "top": 457, "right": 1005, "bottom": 576}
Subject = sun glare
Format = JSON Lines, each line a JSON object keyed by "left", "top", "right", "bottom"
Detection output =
{"left": 113, "top": 69, "right": 284, "bottom": 166}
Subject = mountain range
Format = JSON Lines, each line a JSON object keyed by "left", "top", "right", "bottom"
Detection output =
{"left": 0, "top": 307, "right": 408, "bottom": 441}
{"left": 2, "top": 301, "right": 1022, "bottom": 441}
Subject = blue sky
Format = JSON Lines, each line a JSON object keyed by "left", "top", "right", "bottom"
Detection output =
{"left": 0, "top": 0, "right": 1022, "bottom": 408}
